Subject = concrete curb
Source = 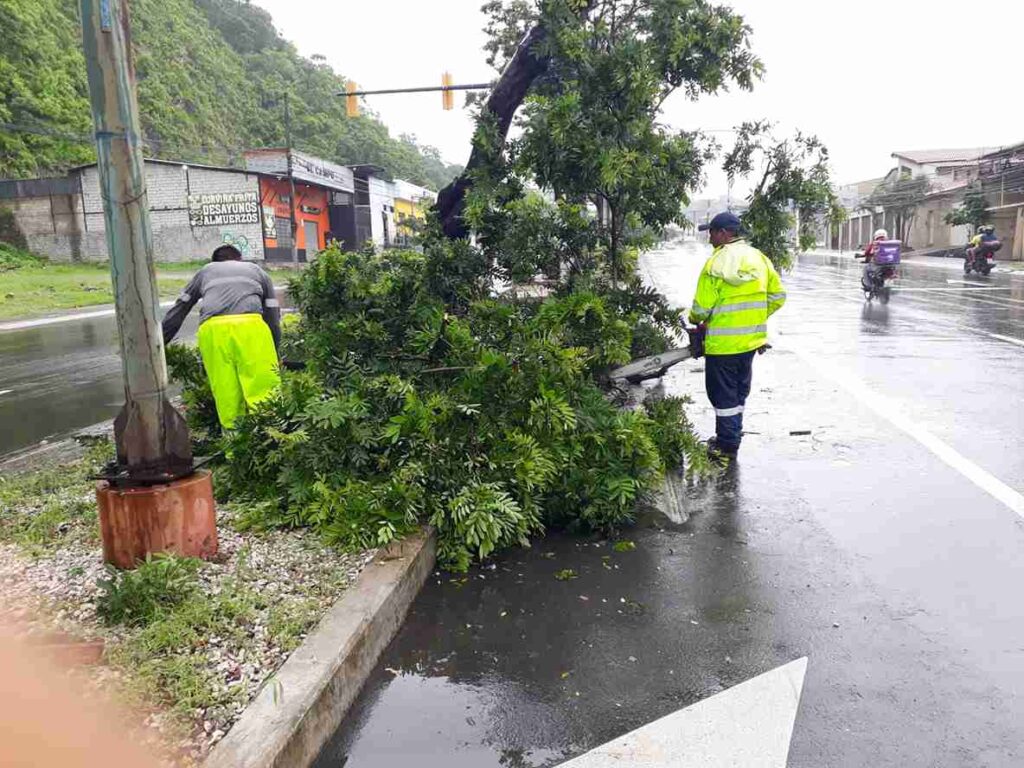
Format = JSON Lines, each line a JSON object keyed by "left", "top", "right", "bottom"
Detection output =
{"left": 204, "top": 528, "right": 437, "bottom": 768}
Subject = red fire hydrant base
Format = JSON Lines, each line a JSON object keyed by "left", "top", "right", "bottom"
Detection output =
{"left": 96, "top": 469, "right": 218, "bottom": 569}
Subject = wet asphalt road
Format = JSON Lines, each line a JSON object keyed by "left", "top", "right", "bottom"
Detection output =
{"left": 315, "top": 245, "right": 1024, "bottom": 767}
{"left": 0, "top": 310, "right": 201, "bottom": 456}
{"left": 0, "top": 287, "right": 291, "bottom": 457}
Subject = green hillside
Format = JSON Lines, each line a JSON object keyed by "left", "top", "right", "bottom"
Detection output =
{"left": 0, "top": 0, "right": 461, "bottom": 188}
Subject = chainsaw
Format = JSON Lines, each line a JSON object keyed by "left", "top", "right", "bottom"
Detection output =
{"left": 608, "top": 325, "right": 706, "bottom": 384}
{"left": 609, "top": 325, "right": 770, "bottom": 384}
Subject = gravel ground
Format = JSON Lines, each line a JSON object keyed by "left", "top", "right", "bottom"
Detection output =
{"left": 0, "top": 505, "right": 375, "bottom": 764}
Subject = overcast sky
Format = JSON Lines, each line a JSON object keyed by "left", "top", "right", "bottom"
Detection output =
{"left": 255, "top": 0, "right": 1024, "bottom": 197}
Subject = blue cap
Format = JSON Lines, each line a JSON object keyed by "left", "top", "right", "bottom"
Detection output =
{"left": 698, "top": 211, "right": 744, "bottom": 232}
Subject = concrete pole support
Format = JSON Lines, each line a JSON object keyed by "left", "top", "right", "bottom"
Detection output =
{"left": 96, "top": 470, "right": 218, "bottom": 569}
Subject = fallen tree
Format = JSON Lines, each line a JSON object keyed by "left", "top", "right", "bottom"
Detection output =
{"left": 170, "top": 245, "right": 709, "bottom": 570}
{"left": 170, "top": 1, "right": 838, "bottom": 570}
{"left": 435, "top": 18, "right": 555, "bottom": 239}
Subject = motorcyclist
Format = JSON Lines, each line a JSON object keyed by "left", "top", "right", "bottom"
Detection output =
{"left": 966, "top": 225, "right": 997, "bottom": 269}
{"left": 970, "top": 225, "right": 997, "bottom": 248}
{"left": 861, "top": 228, "right": 888, "bottom": 289}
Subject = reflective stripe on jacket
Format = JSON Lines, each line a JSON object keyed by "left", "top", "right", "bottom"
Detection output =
{"left": 688, "top": 240, "right": 786, "bottom": 355}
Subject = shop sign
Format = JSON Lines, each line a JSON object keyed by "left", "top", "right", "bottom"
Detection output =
{"left": 291, "top": 151, "right": 355, "bottom": 192}
{"left": 188, "top": 191, "right": 260, "bottom": 227}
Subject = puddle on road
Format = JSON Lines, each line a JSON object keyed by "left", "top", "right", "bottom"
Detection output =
{"left": 314, "top": 672, "right": 572, "bottom": 768}
{"left": 315, "top": 472, "right": 769, "bottom": 768}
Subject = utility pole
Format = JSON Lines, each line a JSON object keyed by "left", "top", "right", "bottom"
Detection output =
{"left": 284, "top": 92, "right": 299, "bottom": 264}
{"left": 80, "top": 0, "right": 191, "bottom": 479}
{"left": 81, "top": 0, "right": 215, "bottom": 568}
{"left": 282, "top": 94, "right": 299, "bottom": 264}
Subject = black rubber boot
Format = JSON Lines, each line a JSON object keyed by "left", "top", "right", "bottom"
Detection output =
{"left": 707, "top": 437, "right": 739, "bottom": 459}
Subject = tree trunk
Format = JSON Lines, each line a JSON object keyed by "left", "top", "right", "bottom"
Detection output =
{"left": 608, "top": 202, "right": 621, "bottom": 287}
{"left": 436, "top": 3, "right": 596, "bottom": 240}
{"left": 435, "top": 24, "right": 552, "bottom": 239}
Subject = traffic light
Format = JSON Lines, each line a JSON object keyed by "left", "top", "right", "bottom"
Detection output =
{"left": 442, "top": 72, "right": 453, "bottom": 111}
{"left": 346, "top": 81, "right": 358, "bottom": 117}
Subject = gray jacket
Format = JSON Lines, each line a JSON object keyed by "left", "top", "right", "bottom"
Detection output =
{"left": 161, "top": 260, "right": 281, "bottom": 350}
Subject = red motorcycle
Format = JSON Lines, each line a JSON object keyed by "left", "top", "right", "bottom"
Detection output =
{"left": 964, "top": 240, "right": 1001, "bottom": 275}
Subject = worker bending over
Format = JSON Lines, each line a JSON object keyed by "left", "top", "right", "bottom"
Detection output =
{"left": 162, "top": 244, "right": 281, "bottom": 429}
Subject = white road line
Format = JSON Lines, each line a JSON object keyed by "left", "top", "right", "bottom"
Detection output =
{"left": 559, "top": 658, "right": 808, "bottom": 768}
{"left": 882, "top": 286, "right": 1024, "bottom": 314}
{"left": 795, "top": 289, "right": 1024, "bottom": 348}
{"left": 0, "top": 286, "right": 287, "bottom": 333}
{"left": 790, "top": 287, "right": 1016, "bottom": 296}
{"left": 984, "top": 332, "right": 1024, "bottom": 348}
{"left": 787, "top": 343, "right": 1024, "bottom": 519}
{"left": 0, "top": 302, "right": 172, "bottom": 332}
{"left": 900, "top": 287, "right": 1015, "bottom": 293}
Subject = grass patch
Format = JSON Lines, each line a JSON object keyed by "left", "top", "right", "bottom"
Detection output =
{"left": 2, "top": 445, "right": 368, "bottom": 752}
{"left": 97, "top": 554, "right": 202, "bottom": 627}
{"left": 266, "top": 597, "right": 321, "bottom": 653}
{"left": 0, "top": 245, "right": 201, "bottom": 320}
{"left": 0, "top": 442, "right": 112, "bottom": 553}
{"left": 107, "top": 573, "right": 265, "bottom": 720}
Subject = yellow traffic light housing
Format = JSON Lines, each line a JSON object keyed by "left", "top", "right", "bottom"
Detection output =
{"left": 442, "top": 72, "right": 454, "bottom": 111}
{"left": 346, "top": 81, "right": 358, "bottom": 117}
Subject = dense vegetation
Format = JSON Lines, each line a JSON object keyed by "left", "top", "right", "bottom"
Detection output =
{"left": 0, "top": 0, "right": 461, "bottom": 188}
{"left": 945, "top": 184, "right": 991, "bottom": 232}
{"left": 170, "top": 243, "right": 712, "bottom": 571}
{"left": 159, "top": 0, "right": 840, "bottom": 571}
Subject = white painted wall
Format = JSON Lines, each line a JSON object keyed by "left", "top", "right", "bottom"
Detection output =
{"left": 392, "top": 179, "right": 437, "bottom": 205}
{"left": 367, "top": 176, "right": 395, "bottom": 246}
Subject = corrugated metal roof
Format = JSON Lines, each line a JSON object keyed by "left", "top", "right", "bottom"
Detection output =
{"left": 66, "top": 157, "right": 250, "bottom": 174}
{"left": 892, "top": 148, "right": 998, "bottom": 165}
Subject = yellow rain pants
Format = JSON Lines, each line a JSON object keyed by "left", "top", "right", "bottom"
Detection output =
{"left": 196, "top": 314, "right": 280, "bottom": 429}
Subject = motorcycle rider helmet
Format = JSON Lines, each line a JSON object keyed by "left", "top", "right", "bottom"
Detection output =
{"left": 873, "top": 228, "right": 887, "bottom": 239}
{"left": 984, "top": 225, "right": 996, "bottom": 234}
{"left": 978, "top": 225, "right": 988, "bottom": 234}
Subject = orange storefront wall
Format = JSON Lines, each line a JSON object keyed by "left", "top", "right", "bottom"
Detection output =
{"left": 259, "top": 177, "right": 330, "bottom": 254}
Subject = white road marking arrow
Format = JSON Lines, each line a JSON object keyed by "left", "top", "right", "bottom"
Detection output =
{"left": 558, "top": 657, "right": 808, "bottom": 768}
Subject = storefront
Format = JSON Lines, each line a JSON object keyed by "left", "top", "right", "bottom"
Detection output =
{"left": 257, "top": 177, "right": 331, "bottom": 262}
{"left": 245, "top": 149, "right": 356, "bottom": 262}
{"left": 0, "top": 158, "right": 266, "bottom": 263}
{"left": 392, "top": 179, "right": 437, "bottom": 246}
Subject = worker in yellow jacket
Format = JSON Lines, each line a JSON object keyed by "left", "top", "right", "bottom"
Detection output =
{"left": 690, "top": 212, "right": 786, "bottom": 458}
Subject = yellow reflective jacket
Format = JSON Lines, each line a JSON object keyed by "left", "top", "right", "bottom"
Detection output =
{"left": 688, "top": 240, "right": 786, "bottom": 355}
